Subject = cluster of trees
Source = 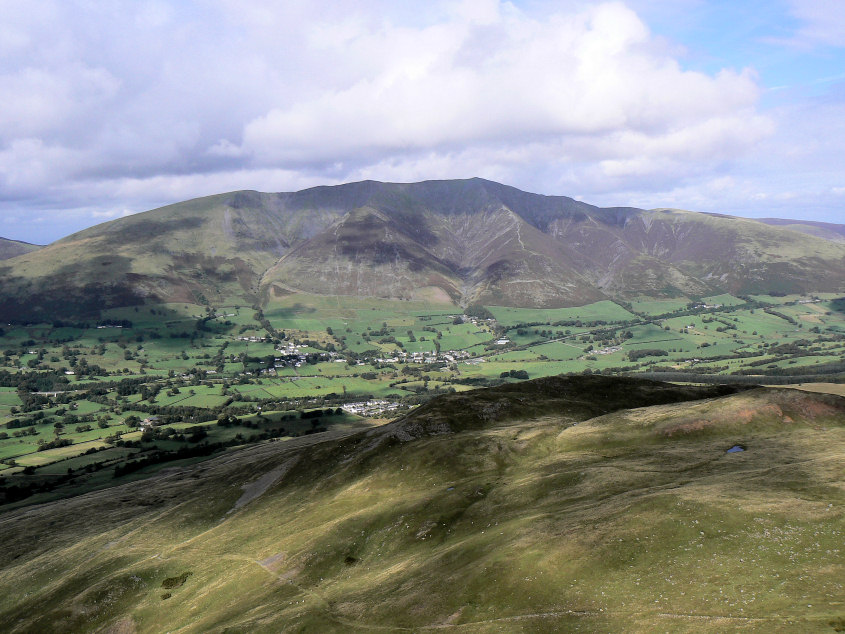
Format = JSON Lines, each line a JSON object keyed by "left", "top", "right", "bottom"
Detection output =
{"left": 733, "top": 359, "right": 845, "bottom": 377}
{"left": 764, "top": 308, "right": 798, "bottom": 325}
{"left": 251, "top": 306, "right": 284, "bottom": 340}
{"left": 1, "top": 427, "right": 37, "bottom": 438}
{"left": 16, "top": 390, "right": 49, "bottom": 413}
{"left": 0, "top": 472, "right": 75, "bottom": 504}
{"left": 113, "top": 417, "right": 334, "bottom": 481}
{"left": 36, "top": 437, "right": 72, "bottom": 452}
{"left": 0, "top": 369, "right": 69, "bottom": 392}
{"left": 113, "top": 442, "right": 222, "bottom": 478}
{"left": 301, "top": 407, "right": 342, "bottom": 419}
{"left": 628, "top": 349, "right": 669, "bottom": 362}
{"left": 45, "top": 318, "right": 133, "bottom": 329}
{"left": 464, "top": 304, "right": 495, "bottom": 320}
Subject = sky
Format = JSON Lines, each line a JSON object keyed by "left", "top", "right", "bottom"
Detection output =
{"left": 1, "top": 0, "right": 843, "bottom": 244}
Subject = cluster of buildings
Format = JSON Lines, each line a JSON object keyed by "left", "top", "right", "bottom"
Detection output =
{"left": 690, "top": 302, "right": 723, "bottom": 310}
{"left": 273, "top": 342, "right": 311, "bottom": 369}
{"left": 373, "top": 349, "right": 473, "bottom": 366}
{"left": 341, "top": 400, "right": 400, "bottom": 417}
{"left": 594, "top": 345, "right": 622, "bottom": 355}
{"left": 257, "top": 342, "right": 480, "bottom": 378}
{"left": 139, "top": 416, "right": 160, "bottom": 428}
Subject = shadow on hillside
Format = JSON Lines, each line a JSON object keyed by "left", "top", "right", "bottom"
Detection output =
{"left": 263, "top": 303, "right": 317, "bottom": 321}
{"left": 829, "top": 297, "right": 845, "bottom": 315}
{"left": 0, "top": 256, "right": 151, "bottom": 323}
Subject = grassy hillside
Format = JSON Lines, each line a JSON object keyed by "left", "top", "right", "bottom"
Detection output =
{"left": 1, "top": 376, "right": 844, "bottom": 632}
{"left": 553, "top": 207, "right": 845, "bottom": 297}
{"left": 757, "top": 218, "right": 845, "bottom": 243}
{"left": 647, "top": 210, "right": 845, "bottom": 295}
{"left": 0, "top": 191, "right": 346, "bottom": 319}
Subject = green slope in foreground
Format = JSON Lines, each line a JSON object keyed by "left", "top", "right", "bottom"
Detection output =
{"left": 1, "top": 376, "right": 844, "bottom": 632}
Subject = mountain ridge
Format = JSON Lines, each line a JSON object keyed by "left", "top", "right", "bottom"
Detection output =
{"left": 0, "top": 237, "right": 42, "bottom": 261}
{"left": 756, "top": 216, "right": 845, "bottom": 243}
{"left": 1, "top": 178, "right": 844, "bottom": 320}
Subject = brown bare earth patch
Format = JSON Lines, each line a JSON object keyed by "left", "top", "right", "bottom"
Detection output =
{"left": 651, "top": 388, "right": 845, "bottom": 438}
{"left": 98, "top": 617, "right": 137, "bottom": 634}
{"left": 258, "top": 552, "right": 287, "bottom": 572}
{"left": 660, "top": 403, "right": 789, "bottom": 437}
{"left": 791, "top": 396, "right": 842, "bottom": 419}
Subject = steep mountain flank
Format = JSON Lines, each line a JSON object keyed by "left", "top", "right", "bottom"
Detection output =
{"left": 623, "top": 210, "right": 845, "bottom": 295}
{"left": 261, "top": 197, "right": 604, "bottom": 307}
{"left": 0, "top": 192, "right": 345, "bottom": 318}
{"left": 263, "top": 205, "right": 464, "bottom": 303}
{"left": 1, "top": 178, "right": 843, "bottom": 320}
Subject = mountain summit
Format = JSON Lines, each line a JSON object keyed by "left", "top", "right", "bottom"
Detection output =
{"left": 1, "top": 178, "right": 843, "bottom": 320}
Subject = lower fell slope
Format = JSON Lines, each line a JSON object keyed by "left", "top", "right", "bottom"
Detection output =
{"left": 2, "top": 376, "right": 845, "bottom": 632}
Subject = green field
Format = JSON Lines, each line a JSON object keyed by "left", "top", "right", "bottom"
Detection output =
{"left": 490, "top": 300, "right": 635, "bottom": 325}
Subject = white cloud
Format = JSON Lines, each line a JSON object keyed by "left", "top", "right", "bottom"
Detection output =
{"left": 90, "top": 208, "right": 134, "bottom": 219}
{"left": 239, "top": 1, "right": 767, "bottom": 174}
{"left": 0, "top": 138, "right": 80, "bottom": 193}
{"left": 787, "top": 1, "right": 845, "bottom": 48}
{"left": 0, "top": 65, "right": 120, "bottom": 143}
{"left": 607, "top": 93, "right": 845, "bottom": 222}
{"left": 7, "top": 0, "right": 836, "bottom": 243}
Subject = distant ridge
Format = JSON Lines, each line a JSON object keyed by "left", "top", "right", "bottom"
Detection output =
{"left": 0, "top": 237, "right": 42, "bottom": 261}
{"left": 1, "top": 178, "right": 844, "bottom": 320}
{"left": 756, "top": 217, "right": 845, "bottom": 243}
